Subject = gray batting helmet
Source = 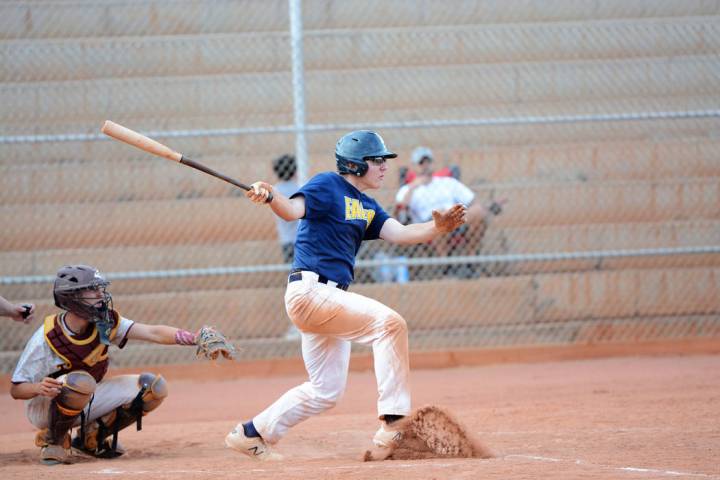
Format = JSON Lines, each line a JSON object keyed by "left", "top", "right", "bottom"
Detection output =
{"left": 335, "top": 130, "right": 397, "bottom": 177}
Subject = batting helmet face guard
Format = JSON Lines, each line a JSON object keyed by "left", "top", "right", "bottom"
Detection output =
{"left": 53, "top": 265, "right": 114, "bottom": 344}
{"left": 335, "top": 130, "right": 397, "bottom": 177}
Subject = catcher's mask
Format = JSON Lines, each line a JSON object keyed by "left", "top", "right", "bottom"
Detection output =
{"left": 335, "top": 130, "right": 397, "bottom": 177}
{"left": 53, "top": 265, "right": 114, "bottom": 345}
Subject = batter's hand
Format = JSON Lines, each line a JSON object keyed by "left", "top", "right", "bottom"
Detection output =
{"left": 245, "top": 181, "right": 273, "bottom": 204}
{"left": 36, "top": 377, "right": 62, "bottom": 398}
{"left": 432, "top": 204, "right": 467, "bottom": 234}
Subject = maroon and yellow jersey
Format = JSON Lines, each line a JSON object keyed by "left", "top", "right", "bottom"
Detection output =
{"left": 43, "top": 311, "right": 122, "bottom": 383}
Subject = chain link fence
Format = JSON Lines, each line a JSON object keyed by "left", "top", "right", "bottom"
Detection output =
{"left": 2, "top": 0, "right": 719, "bottom": 372}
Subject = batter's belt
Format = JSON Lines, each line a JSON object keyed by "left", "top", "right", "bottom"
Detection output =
{"left": 288, "top": 269, "right": 349, "bottom": 291}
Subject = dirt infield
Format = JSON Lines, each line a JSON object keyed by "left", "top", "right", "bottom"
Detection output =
{"left": 1, "top": 352, "right": 719, "bottom": 479}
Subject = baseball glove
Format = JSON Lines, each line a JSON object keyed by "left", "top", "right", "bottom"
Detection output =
{"left": 432, "top": 204, "right": 467, "bottom": 234}
{"left": 195, "top": 326, "right": 236, "bottom": 360}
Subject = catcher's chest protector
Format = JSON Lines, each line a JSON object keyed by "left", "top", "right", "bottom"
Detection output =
{"left": 43, "top": 312, "right": 120, "bottom": 383}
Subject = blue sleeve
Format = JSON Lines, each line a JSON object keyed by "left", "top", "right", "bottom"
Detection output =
{"left": 291, "top": 173, "right": 332, "bottom": 219}
{"left": 364, "top": 201, "right": 390, "bottom": 240}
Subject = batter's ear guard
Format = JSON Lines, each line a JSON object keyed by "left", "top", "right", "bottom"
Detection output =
{"left": 335, "top": 130, "right": 397, "bottom": 177}
{"left": 337, "top": 158, "right": 368, "bottom": 177}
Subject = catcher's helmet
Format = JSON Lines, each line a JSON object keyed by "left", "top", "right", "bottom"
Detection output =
{"left": 335, "top": 130, "right": 397, "bottom": 177}
{"left": 54, "top": 265, "right": 114, "bottom": 342}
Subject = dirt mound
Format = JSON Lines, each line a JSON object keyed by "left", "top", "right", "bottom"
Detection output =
{"left": 364, "top": 405, "right": 493, "bottom": 461}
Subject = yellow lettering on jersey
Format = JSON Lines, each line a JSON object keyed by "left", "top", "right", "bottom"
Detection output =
{"left": 83, "top": 344, "right": 108, "bottom": 367}
{"left": 345, "top": 196, "right": 354, "bottom": 220}
{"left": 344, "top": 196, "right": 375, "bottom": 228}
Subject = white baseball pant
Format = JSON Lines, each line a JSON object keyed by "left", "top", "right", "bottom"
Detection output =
{"left": 25, "top": 374, "right": 143, "bottom": 429}
{"left": 253, "top": 271, "right": 411, "bottom": 444}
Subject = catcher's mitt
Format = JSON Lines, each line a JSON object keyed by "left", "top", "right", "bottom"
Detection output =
{"left": 195, "top": 326, "right": 236, "bottom": 360}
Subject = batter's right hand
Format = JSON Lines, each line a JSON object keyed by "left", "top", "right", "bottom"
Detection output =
{"left": 246, "top": 181, "right": 273, "bottom": 204}
{"left": 36, "top": 377, "right": 62, "bottom": 398}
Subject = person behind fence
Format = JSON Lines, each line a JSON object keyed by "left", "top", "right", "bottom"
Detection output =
{"left": 272, "top": 154, "right": 300, "bottom": 264}
{"left": 225, "top": 130, "right": 467, "bottom": 461}
{"left": 0, "top": 294, "right": 35, "bottom": 324}
{"left": 10, "top": 264, "right": 235, "bottom": 465}
{"left": 395, "top": 146, "right": 502, "bottom": 265}
{"left": 272, "top": 154, "right": 304, "bottom": 340}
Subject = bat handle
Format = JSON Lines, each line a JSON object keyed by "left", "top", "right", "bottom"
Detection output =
{"left": 179, "top": 156, "right": 273, "bottom": 203}
{"left": 242, "top": 187, "right": 274, "bottom": 203}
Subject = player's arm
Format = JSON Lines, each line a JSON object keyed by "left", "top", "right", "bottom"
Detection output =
{"left": 380, "top": 218, "right": 439, "bottom": 245}
{"left": 10, "top": 378, "right": 62, "bottom": 400}
{"left": 245, "top": 181, "right": 306, "bottom": 221}
{"left": 0, "top": 295, "right": 16, "bottom": 316}
{"left": 125, "top": 322, "right": 235, "bottom": 359}
{"left": 127, "top": 322, "right": 187, "bottom": 345}
{"left": 380, "top": 204, "right": 467, "bottom": 245}
{"left": 0, "top": 295, "right": 34, "bottom": 323}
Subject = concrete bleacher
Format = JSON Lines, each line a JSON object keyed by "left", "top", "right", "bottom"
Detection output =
{"left": 5, "top": 136, "right": 720, "bottom": 205}
{"left": 2, "top": 265, "right": 718, "bottom": 352}
{"left": 3, "top": 217, "right": 718, "bottom": 300}
{"left": 0, "top": 241, "right": 285, "bottom": 277}
{"left": 1, "top": 0, "right": 718, "bottom": 365}
{"left": 5, "top": 17, "right": 719, "bottom": 83}
{"left": 3, "top": 0, "right": 718, "bottom": 39}
{"left": 2, "top": 176, "right": 718, "bottom": 251}
{"left": 446, "top": 137, "right": 720, "bottom": 185}
{"left": 3, "top": 54, "right": 717, "bottom": 131}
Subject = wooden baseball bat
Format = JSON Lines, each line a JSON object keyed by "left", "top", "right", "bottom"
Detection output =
{"left": 101, "top": 120, "right": 272, "bottom": 202}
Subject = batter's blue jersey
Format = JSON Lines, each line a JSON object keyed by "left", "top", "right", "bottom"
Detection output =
{"left": 291, "top": 172, "right": 390, "bottom": 284}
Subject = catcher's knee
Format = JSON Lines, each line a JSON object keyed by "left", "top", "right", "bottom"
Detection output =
{"left": 57, "top": 371, "right": 96, "bottom": 415}
{"left": 136, "top": 372, "right": 168, "bottom": 413}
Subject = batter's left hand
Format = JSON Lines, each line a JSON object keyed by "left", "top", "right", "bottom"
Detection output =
{"left": 246, "top": 181, "right": 273, "bottom": 204}
{"left": 432, "top": 204, "right": 467, "bottom": 234}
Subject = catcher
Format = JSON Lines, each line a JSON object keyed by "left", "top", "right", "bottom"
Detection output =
{"left": 9, "top": 264, "right": 235, "bottom": 465}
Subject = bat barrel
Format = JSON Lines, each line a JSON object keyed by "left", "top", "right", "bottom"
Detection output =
{"left": 102, "top": 120, "right": 271, "bottom": 202}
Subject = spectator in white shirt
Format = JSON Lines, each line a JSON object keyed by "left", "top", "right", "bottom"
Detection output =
{"left": 395, "top": 147, "right": 502, "bottom": 267}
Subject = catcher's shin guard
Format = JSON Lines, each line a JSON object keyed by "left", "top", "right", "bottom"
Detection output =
{"left": 36, "top": 371, "right": 96, "bottom": 464}
{"left": 76, "top": 373, "right": 167, "bottom": 458}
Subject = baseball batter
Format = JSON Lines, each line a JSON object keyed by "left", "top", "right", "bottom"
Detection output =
{"left": 10, "top": 264, "right": 234, "bottom": 465}
{"left": 225, "top": 130, "right": 467, "bottom": 460}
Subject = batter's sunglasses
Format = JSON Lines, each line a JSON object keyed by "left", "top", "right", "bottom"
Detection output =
{"left": 366, "top": 156, "right": 389, "bottom": 166}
